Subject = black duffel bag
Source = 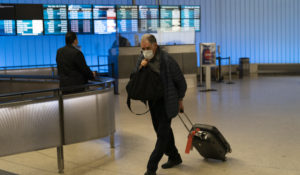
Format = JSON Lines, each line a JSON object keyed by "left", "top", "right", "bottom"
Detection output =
{"left": 126, "top": 66, "right": 163, "bottom": 114}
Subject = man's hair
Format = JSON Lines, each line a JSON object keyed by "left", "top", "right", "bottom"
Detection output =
{"left": 65, "top": 32, "right": 77, "bottom": 45}
{"left": 141, "top": 34, "right": 157, "bottom": 44}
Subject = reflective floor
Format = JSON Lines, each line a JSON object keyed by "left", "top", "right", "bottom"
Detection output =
{"left": 0, "top": 76, "right": 300, "bottom": 175}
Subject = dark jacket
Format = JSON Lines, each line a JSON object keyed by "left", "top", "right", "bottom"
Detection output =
{"left": 56, "top": 45, "right": 94, "bottom": 92}
{"left": 136, "top": 47, "right": 187, "bottom": 119}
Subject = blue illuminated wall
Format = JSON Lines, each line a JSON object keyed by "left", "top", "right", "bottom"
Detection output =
{"left": 196, "top": 0, "right": 300, "bottom": 64}
{"left": 0, "top": 0, "right": 299, "bottom": 70}
{"left": 128, "top": 0, "right": 300, "bottom": 64}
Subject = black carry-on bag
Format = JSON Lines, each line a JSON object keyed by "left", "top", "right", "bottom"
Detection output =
{"left": 178, "top": 113, "right": 232, "bottom": 161}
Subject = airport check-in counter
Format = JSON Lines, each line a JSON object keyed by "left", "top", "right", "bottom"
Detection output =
{"left": 117, "top": 45, "right": 198, "bottom": 91}
{"left": 0, "top": 77, "right": 115, "bottom": 173}
{"left": 118, "top": 45, "right": 198, "bottom": 78}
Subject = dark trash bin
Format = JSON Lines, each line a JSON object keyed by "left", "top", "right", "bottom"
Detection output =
{"left": 239, "top": 57, "right": 250, "bottom": 79}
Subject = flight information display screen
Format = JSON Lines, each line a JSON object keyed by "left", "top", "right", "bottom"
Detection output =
{"left": 139, "top": 5, "right": 159, "bottom": 19}
{"left": 116, "top": 5, "right": 138, "bottom": 19}
{"left": 94, "top": 20, "right": 116, "bottom": 34}
{"left": 181, "top": 6, "right": 200, "bottom": 19}
{"left": 43, "top": 5, "right": 67, "bottom": 19}
{"left": 68, "top": 20, "right": 93, "bottom": 34}
{"left": 139, "top": 19, "right": 159, "bottom": 32}
{"left": 68, "top": 5, "right": 92, "bottom": 19}
{"left": 181, "top": 19, "right": 200, "bottom": 31}
{"left": 44, "top": 20, "right": 67, "bottom": 35}
{"left": 17, "top": 20, "right": 43, "bottom": 35}
{"left": 15, "top": 4, "right": 43, "bottom": 19}
{"left": 160, "top": 19, "right": 180, "bottom": 31}
{"left": 160, "top": 6, "right": 180, "bottom": 19}
{"left": 0, "top": 4, "right": 15, "bottom": 19}
{"left": 0, "top": 20, "right": 15, "bottom": 35}
{"left": 117, "top": 19, "right": 138, "bottom": 33}
{"left": 93, "top": 5, "right": 116, "bottom": 19}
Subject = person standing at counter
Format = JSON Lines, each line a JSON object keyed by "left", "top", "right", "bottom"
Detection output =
{"left": 136, "top": 34, "right": 187, "bottom": 175}
{"left": 56, "top": 32, "right": 96, "bottom": 94}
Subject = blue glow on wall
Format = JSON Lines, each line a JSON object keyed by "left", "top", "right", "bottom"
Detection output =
{"left": 196, "top": 0, "right": 300, "bottom": 65}
{"left": 0, "top": 0, "right": 300, "bottom": 71}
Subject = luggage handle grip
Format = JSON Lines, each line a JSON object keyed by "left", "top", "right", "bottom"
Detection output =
{"left": 178, "top": 112, "right": 194, "bottom": 132}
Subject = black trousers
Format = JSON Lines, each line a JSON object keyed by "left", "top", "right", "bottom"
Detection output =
{"left": 147, "top": 98, "right": 180, "bottom": 172}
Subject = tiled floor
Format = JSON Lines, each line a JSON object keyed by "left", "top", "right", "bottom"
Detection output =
{"left": 0, "top": 76, "right": 300, "bottom": 175}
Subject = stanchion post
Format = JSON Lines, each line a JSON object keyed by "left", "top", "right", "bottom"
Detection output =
{"left": 57, "top": 146, "right": 64, "bottom": 174}
{"left": 227, "top": 56, "right": 234, "bottom": 84}
{"left": 205, "top": 66, "right": 211, "bottom": 89}
{"left": 200, "top": 65, "right": 217, "bottom": 92}
{"left": 217, "top": 56, "right": 223, "bottom": 82}
{"left": 198, "top": 44, "right": 204, "bottom": 87}
{"left": 229, "top": 57, "right": 231, "bottom": 81}
{"left": 57, "top": 90, "right": 65, "bottom": 173}
{"left": 110, "top": 133, "right": 115, "bottom": 148}
{"left": 97, "top": 56, "right": 100, "bottom": 73}
{"left": 198, "top": 66, "right": 203, "bottom": 87}
{"left": 110, "top": 63, "right": 119, "bottom": 94}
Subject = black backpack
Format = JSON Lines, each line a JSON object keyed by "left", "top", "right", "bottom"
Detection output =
{"left": 126, "top": 66, "right": 163, "bottom": 115}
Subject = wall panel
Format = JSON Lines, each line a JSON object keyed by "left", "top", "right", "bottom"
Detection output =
{"left": 196, "top": 0, "right": 299, "bottom": 64}
{"left": 136, "top": 0, "right": 156, "bottom": 5}
{"left": 0, "top": 0, "right": 300, "bottom": 69}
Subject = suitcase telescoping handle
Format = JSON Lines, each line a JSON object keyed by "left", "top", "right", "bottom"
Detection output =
{"left": 178, "top": 112, "right": 194, "bottom": 132}
{"left": 178, "top": 112, "right": 198, "bottom": 154}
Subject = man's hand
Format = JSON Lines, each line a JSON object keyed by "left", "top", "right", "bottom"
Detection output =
{"left": 179, "top": 100, "right": 184, "bottom": 113}
{"left": 139, "top": 59, "right": 149, "bottom": 69}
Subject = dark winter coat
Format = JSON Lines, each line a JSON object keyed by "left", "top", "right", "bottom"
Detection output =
{"left": 135, "top": 47, "right": 187, "bottom": 119}
{"left": 56, "top": 45, "right": 94, "bottom": 93}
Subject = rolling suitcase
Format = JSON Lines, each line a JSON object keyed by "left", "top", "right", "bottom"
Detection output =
{"left": 178, "top": 113, "right": 232, "bottom": 161}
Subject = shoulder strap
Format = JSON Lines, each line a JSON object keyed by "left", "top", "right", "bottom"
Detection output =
{"left": 127, "top": 96, "right": 150, "bottom": 115}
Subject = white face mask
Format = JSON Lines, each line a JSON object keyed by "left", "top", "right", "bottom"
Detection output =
{"left": 143, "top": 50, "right": 154, "bottom": 60}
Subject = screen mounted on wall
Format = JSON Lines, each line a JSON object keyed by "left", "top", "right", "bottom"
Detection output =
{"left": 68, "top": 5, "right": 92, "bottom": 19}
{"left": 160, "top": 19, "right": 180, "bottom": 31}
{"left": 68, "top": 19, "right": 93, "bottom": 34}
{"left": 181, "top": 19, "right": 200, "bottom": 31}
{"left": 160, "top": 6, "right": 180, "bottom": 19}
{"left": 0, "top": 4, "right": 15, "bottom": 19}
{"left": 0, "top": 20, "right": 16, "bottom": 35}
{"left": 17, "top": 20, "right": 43, "bottom": 35}
{"left": 139, "top": 5, "right": 159, "bottom": 19}
{"left": 117, "top": 19, "right": 138, "bottom": 33}
{"left": 181, "top": 6, "right": 200, "bottom": 19}
{"left": 44, "top": 20, "right": 67, "bottom": 35}
{"left": 94, "top": 20, "right": 116, "bottom": 34}
{"left": 139, "top": 19, "right": 159, "bottom": 33}
{"left": 117, "top": 5, "right": 138, "bottom": 19}
{"left": 1, "top": 4, "right": 202, "bottom": 37}
{"left": 93, "top": 5, "right": 116, "bottom": 19}
{"left": 43, "top": 5, "right": 67, "bottom": 20}
{"left": 15, "top": 4, "right": 43, "bottom": 19}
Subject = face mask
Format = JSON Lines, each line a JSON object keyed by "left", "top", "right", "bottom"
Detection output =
{"left": 143, "top": 50, "right": 154, "bottom": 60}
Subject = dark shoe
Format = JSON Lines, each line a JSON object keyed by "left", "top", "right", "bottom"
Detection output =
{"left": 161, "top": 157, "right": 182, "bottom": 169}
{"left": 144, "top": 170, "right": 156, "bottom": 175}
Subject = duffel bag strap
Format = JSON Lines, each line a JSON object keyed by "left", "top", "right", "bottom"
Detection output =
{"left": 127, "top": 96, "right": 149, "bottom": 115}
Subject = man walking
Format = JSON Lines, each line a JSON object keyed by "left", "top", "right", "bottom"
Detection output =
{"left": 136, "top": 34, "right": 187, "bottom": 175}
